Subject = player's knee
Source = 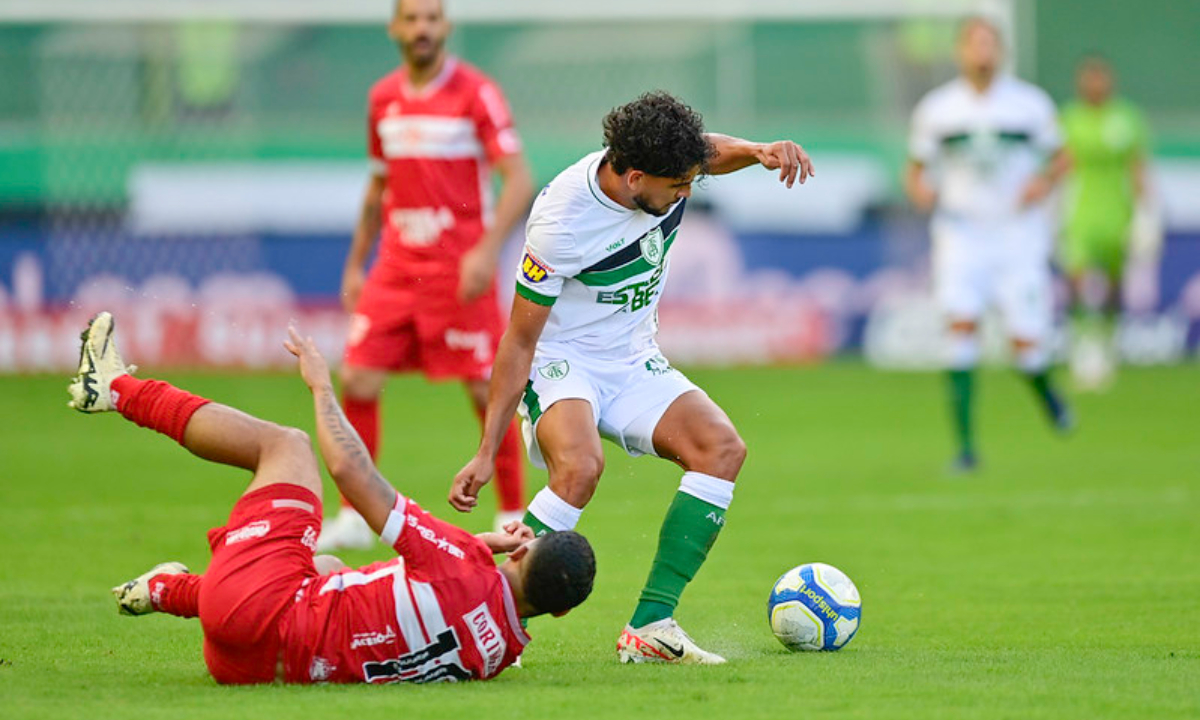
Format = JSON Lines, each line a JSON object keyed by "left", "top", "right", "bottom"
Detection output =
{"left": 268, "top": 425, "right": 312, "bottom": 457}
{"left": 340, "top": 365, "right": 383, "bottom": 400}
{"left": 710, "top": 430, "right": 747, "bottom": 479}
{"left": 684, "top": 426, "right": 746, "bottom": 480}
{"left": 551, "top": 453, "right": 604, "bottom": 506}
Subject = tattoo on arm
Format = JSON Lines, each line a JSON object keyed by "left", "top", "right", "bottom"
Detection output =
{"left": 315, "top": 387, "right": 396, "bottom": 525}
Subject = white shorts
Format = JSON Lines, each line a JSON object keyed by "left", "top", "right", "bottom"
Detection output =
{"left": 932, "top": 215, "right": 1053, "bottom": 341}
{"left": 517, "top": 342, "right": 701, "bottom": 469}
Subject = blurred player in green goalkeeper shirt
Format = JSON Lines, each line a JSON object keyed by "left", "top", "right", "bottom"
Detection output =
{"left": 1060, "top": 55, "right": 1150, "bottom": 390}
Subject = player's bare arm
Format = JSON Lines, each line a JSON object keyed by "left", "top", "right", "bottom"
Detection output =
{"left": 450, "top": 295, "right": 552, "bottom": 511}
{"left": 704, "top": 133, "right": 815, "bottom": 187}
{"left": 1020, "top": 148, "right": 1069, "bottom": 206}
{"left": 459, "top": 153, "right": 535, "bottom": 303}
{"left": 341, "top": 173, "right": 387, "bottom": 313}
{"left": 285, "top": 326, "right": 397, "bottom": 532}
{"left": 904, "top": 159, "right": 938, "bottom": 213}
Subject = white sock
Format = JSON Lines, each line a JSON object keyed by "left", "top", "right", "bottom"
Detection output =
{"left": 527, "top": 487, "right": 582, "bottom": 531}
{"left": 679, "top": 471, "right": 735, "bottom": 510}
{"left": 947, "top": 333, "right": 980, "bottom": 370}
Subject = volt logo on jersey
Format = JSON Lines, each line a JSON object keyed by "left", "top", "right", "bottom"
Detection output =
{"left": 521, "top": 252, "right": 550, "bottom": 283}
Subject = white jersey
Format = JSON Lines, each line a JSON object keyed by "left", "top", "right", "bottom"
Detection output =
{"left": 909, "top": 75, "right": 1061, "bottom": 223}
{"left": 514, "top": 150, "right": 684, "bottom": 359}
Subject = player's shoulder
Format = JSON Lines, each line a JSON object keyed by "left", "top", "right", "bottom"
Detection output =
{"left": 999, "top": 75, "right": 1056, "bottom": 112}
{"left": 529, "top": 150, "right": 608, "bottom": 233}
{"left": 914, "top": 78, "right": 966, "bottom": 115}
{"left": 450, "top": 58, "right": 498, "bottom": 89}
{"left": 367, "top": 68, "right": 404, "bottom": 104}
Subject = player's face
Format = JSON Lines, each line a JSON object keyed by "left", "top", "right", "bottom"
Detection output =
{"left": 630, "top": 167, "right": 699, "bottom": 217}
{"left": 1078, "top": 63, "right": 1114, "bottom": 105}
{"left": 390, "top": 0, "right": 449, "bottom": 69}
{"left": 957, "top": 22, "right": 1001, "bottom": 80}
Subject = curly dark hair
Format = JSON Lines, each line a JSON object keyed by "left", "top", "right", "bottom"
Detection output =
{"left": 522, "top": 530, "right": 596, "bottom": 616}
{"left": 602, "top": 91, "right": 716, "bottom": 178}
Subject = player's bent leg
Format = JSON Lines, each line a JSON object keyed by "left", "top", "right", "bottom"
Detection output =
{"left": 1011, "top": 336, "right": 1073, "bottom": 434}
{"left": 467, "top": 378, "right": 527, "bottom": 530}
{"left": 523, "top": 399, "right": 602, "bottom": 536}
{"left": 617, "top": 391, "right": 738, "bottom": 665}
{"left": 945, "top": 320, "right": 981, "bottom": 473}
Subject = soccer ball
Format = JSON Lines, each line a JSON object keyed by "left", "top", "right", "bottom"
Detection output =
{"left": 767, "top": 562, "right": 861, "bottom": 651}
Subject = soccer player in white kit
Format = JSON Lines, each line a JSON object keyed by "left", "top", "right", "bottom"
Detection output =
{"left": 450, "top": 91, "right": 814, "bottom": 664}
{"left": 905, "top": 17, "right": 1072, "bottom": 472}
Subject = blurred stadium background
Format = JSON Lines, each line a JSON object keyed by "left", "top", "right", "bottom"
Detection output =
{"left": 1, "top": 0, "right": 1198, "bottom": 372}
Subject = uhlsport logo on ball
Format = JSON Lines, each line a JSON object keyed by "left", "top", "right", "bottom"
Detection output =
{"left": 767, "top": 563, "right": 861, "bottom": 651}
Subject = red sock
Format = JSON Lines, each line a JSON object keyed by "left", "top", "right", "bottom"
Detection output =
{"left": 150, "top": 572, "right": 201, "bottom": 618}
{"left": 341, "top": 395, "right": 379, "bottom": 509}
{"left": 111, "top": 376, "right": 211, "bottom": 444}
{"left": 490, "top": 416, "right": 526, "bottom": 513}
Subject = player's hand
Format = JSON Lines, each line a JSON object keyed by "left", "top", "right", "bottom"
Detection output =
{"left": 284, "top": 325, "right": 333, "bottom": 391}
{"left": 458, "top": 245, "right": 499, "bottom": 304}
{"left": 475, "top": 521, "right": 535, "bottom": 554}
{"left": 341, "top": 265, "right": 366, "bottom": 314}
{"left": 755, "top": 140, "right": 815, "bottom": 188}
{"left": 449, "top": 454, "right": 495, "bottom": 512}
{"left": 1020, "top": 175, "right": 1054, "bottom": 207}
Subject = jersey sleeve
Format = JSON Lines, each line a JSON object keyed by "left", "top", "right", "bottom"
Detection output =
{"left": 380, "top": 495, "right": 495, "bottom": 575}
{"left": 908, "top": 96, "right": 939, "bottom": 164}
{"left": 366, "top": 96, "right": 387, "bottom": 177}
{"left": 514, "top": 219, "right": 581, "bottom": 307}
{"left": 470, "top": 79, "right": 523, "bottom": 164}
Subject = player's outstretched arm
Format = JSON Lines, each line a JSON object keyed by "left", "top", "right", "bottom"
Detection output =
{"left": 704, "top": 133, "right": 815, "bottom": 188}
{"left": 285, "top": 327, "right": 397, "bottom": 534}
{"left": 450, "top": 295, "right": 552, "bottom": 512}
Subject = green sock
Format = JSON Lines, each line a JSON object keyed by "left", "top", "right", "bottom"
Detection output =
{"left": 1024, "top": 369, "right": 1063, "bottom": 419}
{"left": 522, "top": 509, "right": 555, "bottom": 537}
{"left": 947, "top": 369, "right": 975, "bottom": 457}
{"left": 630, "top": 491, "right": 727, "bottom": 628}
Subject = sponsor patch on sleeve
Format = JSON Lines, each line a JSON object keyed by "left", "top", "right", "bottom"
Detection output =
{"left": 520, "top": 252, "right": 550, "bottom": 284}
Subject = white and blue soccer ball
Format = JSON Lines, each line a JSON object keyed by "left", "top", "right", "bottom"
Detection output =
{"left": 767, "top": 562, "right": 861, "bottom": 651}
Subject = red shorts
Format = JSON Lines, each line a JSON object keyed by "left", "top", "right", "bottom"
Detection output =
{"left": 343, "top": 270, "right": 503, "bottom": 381}
{"left": 199, "top": 484, "right": 322, "bottom": 684}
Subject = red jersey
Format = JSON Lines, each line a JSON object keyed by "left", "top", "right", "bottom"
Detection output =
{"left": 367, "top": 57, "right": 521, "bottom": 284}
{"left": 279, "top": 496, "right": 530, "bottom": 684}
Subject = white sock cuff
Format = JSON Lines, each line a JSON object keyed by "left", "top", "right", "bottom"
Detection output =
{"left": 527, "top": 487, "right": 583, "bottom": 531}
{"left": 679, "top": 471, "right": 735, "bottom": 510}
{"left": 947, "top": 334, "right": 981, "bottom": 369}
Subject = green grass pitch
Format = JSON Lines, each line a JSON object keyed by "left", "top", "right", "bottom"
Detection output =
{"left": 1, "top": 363, "right": 1197, "bottom": 719}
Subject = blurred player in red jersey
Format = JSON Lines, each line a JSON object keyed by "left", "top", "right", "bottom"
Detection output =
{"left": 329, "top": 0, "right": 535, "bottom": 548}
{"left": 69, "top": 313, "right": 594, "bottom": 685}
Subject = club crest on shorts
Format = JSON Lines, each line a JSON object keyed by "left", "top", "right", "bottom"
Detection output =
{"left": 538, "top": 360, "right": 569, "bottom": 380}
{"left": 640, "top": 227, "right": 665, "bottom": 267}
{"left": 521, "top": 252, "right": 550, "bottom": 284}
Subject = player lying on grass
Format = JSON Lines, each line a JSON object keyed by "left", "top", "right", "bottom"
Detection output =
{"left": 68, "top": 312, "right": 594, "bottom": 685}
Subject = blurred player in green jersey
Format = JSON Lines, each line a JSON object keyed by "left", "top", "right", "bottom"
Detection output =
{"left": 1060, "top": 55, "right": 1150, "bottom": 390}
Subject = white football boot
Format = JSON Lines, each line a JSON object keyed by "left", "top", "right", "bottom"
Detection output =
{"left": 617, "top": 618, "right": 726, "bottom": 665}
{"left": 67, "top": 311, "right": 136, "bottom": 413}
{"left": 315, "top": 507, "right": 375, "bottom": 552}
{"left": 111, "top": 562, "right": 189, "bottom": 616}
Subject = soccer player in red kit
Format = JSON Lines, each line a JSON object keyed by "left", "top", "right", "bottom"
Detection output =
{"left": 329, "top": 0, "right": 534, "bottom": 548}
{"left": 69, "top": 313, "right": 594, "bottom": 685}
